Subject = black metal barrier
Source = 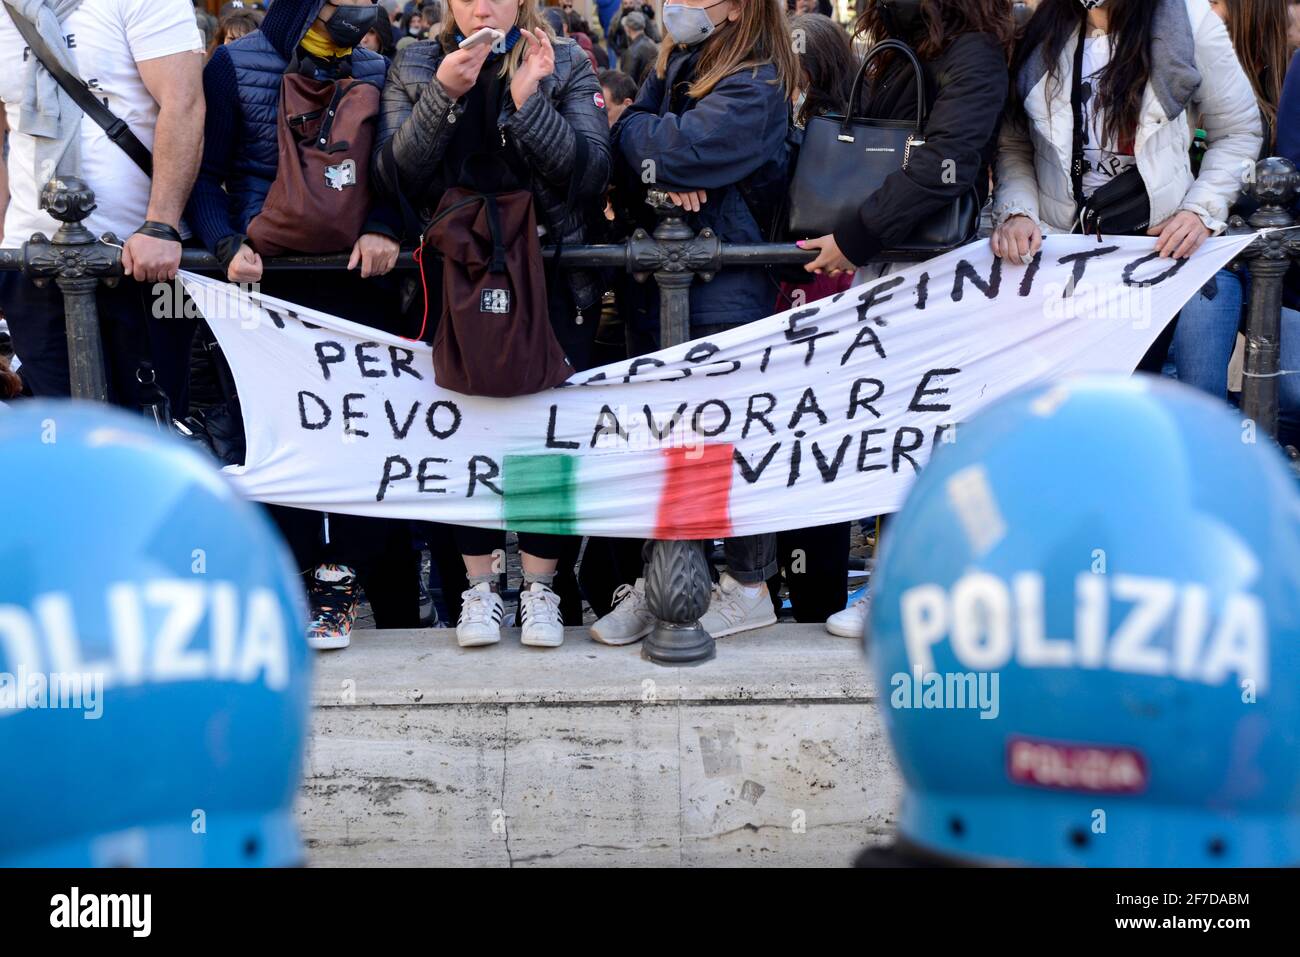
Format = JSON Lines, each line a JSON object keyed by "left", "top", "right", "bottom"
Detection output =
{"left": 3, "top": 160, "right": 1298, "bottom": 663}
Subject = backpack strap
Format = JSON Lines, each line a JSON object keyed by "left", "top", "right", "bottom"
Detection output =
{"left": 380, "top": 136, "right": 424, "bottom": 240}
{"left": 483, "top": 193, "right": 507, "bottom": 273}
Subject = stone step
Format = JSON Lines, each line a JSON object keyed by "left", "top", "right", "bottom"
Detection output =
{"left": 303, "top": 624, "right": 901, "bottom": 867}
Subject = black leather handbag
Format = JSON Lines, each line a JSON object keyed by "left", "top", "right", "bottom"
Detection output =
{"left": 785, "top": 39, "right": 979, "bottom": 251}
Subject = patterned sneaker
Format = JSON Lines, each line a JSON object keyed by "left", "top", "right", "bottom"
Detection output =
{"left": 519, "top": 582, "right": 564, "bottom": 648}
{"left": 698, "top": 572, "right": 777, "bottom": 638}
{"left": 825, "top": 596, "right": 871, "bottom": 638}
{"left": 589, "top": 578, "right": 655, "bottom": 646}
{"left": 306, "top": 564, "right": 359, "bottom": 650}
{"left": 457, "top": 582, "right": 504, "bottom": 647}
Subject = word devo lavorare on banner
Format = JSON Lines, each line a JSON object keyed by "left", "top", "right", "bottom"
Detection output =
{"left": 183, "top": 233, "right": 1257, "bottom": 538}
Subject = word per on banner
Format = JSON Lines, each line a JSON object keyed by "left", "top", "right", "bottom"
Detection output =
{"left": 182, "top": 232, "right": 1257, "bottom": 538}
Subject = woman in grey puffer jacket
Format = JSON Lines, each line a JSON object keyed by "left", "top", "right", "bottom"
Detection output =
{"left": 372, "top": 1, "right": 611, "bottom": 313}
{"left": 371, "top": 0, "right": 612, "bottom": 651}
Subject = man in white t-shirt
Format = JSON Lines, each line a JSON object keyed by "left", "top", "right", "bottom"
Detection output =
{"left": 0, "top": 0, "right": 204, "bottom": 409}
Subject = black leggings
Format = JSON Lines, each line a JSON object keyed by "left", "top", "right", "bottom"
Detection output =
{"left": 767, "top": 522, "right": 852, "bottom": 623}
{"left": 414, "top": 258, "right": 599, "bottom": 576}
{"left": 453, "top": 524, "right": 563, "bottom": 560}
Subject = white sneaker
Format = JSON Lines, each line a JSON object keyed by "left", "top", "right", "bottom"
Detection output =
{"left": 519, "top": 582, "right": 564, "bottom": 648}
{"left": 825, "top": 596, "right": 871, "bottom": 638}
{"left": 698, "top": 572, "right": 777, "bottom": 638}
{"left": 457, "top": 582, "right": 503, "bottom": 647}
{"left": 589, "top": 578, "right": 655, "bottom": 646}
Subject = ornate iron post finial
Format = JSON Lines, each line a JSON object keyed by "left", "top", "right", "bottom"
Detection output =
{"left": 23, "top": 177, "right": 121, "bottom": 402}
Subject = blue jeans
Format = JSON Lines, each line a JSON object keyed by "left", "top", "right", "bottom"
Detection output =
{"left": 701, "top": 317, "right": 778, "bottom": 584}
{"left": 1172, "top": 268, "right": 1244, "bottom": 400}
{"left": 1173, "top": 269, "right": 1300, "bottom": 413}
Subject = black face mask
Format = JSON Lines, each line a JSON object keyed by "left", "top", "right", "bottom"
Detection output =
{"left": 320, "top": 1, "right": 379, "bottom": 47}
{"left": 877, "top": 0, "right": 924, "bottom": 38}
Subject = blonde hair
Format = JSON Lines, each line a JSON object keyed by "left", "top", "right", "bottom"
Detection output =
{"left": 655, "top": 0, "right": 797, "bottom": 101}
{"left": 439, "top": 0, "right": 554, "bottom": 78}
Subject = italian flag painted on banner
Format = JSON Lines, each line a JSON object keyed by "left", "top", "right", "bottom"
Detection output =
{"left": 502, "top": 445, "right": 735, "bottom": 539}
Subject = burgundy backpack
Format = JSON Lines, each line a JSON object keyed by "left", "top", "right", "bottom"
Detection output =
{"left": 246, "top": 68, "right": 381, "bottom": 256}
{"left": 423, "top": 186, "right": 573, "bottom": 397}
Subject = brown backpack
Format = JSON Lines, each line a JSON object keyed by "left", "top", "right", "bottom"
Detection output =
{"left": 246, "top": 70, "right": 381, "bottom": 256}
{"left": 423, "top": 186, "right": 573, "bottom": 397}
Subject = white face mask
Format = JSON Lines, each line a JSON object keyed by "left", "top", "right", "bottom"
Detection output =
{"left": 1078, "top": 0, "right": 1107, "bottom": 8}
{"left": 662, "top": 0, "right": 728, "bottom": 47}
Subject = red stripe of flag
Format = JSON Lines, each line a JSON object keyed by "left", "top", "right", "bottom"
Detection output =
{"left": 653, "top": 443, "right": 734, "bottom": 539}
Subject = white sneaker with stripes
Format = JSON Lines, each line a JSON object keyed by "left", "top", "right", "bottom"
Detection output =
{"left": 457, "top": 582, "right": 503, "bottom": 647}
{"left": 519, "top": 582, "right": 564, "bottom": 648}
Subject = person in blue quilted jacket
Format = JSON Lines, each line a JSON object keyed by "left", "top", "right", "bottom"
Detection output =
{"left": 186, "top": 0, "right": 421, "bottom": 650}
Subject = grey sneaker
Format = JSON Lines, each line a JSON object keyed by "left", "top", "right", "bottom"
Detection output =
{"left": 589, "top": 578, "right": 654, "bottom": 645}
{"left": 698, "top": 572, "right": 777, "bottom": 638}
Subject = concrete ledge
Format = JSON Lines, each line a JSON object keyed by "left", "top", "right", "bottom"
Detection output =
{"left": 302, "top": 625, "right": 901, "bottom": 866}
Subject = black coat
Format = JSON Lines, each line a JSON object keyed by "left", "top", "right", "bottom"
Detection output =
{"left": 833, "top": 32, "right": 1008, "bottom": 265}
{"left": 372, "top": 36, "right": 612, "bottom": 308}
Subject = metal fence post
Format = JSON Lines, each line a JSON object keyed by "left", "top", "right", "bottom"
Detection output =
{"left": 633, "top": 190, "right": 722, "bottom": 665}
{"left": 23, "top": 177, "right": 120, "bottom": 402}
{"left": 1240, "top": 157, "right": 1300, "bottom": 439}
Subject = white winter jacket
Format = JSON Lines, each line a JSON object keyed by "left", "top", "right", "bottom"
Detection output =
{"left": 992, "top": 0, "right": 1263, "bottom": 235}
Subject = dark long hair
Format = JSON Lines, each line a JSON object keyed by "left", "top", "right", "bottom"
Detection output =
{"left": 1013, "top": 0, "right": 1158, "bottom": 150}
{"left": 854, "top": 0, "right": 1016, "bottom": 77}
{"left": 790, "top": 13, "right": 857, "bottom": 126}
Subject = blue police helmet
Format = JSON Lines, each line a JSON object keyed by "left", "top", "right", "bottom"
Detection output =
{"left": 0, "top": 402, "right": 310, "bottom": 867}
{"left": 867, "top": 375, "right": 1300, "bottom": 867}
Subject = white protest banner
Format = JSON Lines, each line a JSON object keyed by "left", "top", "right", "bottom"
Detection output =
{"left": 183, "top": 233, "right": 1256, "bottom": 539}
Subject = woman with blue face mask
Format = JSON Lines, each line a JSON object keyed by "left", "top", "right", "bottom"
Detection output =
{"left": 591, "top": 0, "right": 798, "bottom": 645}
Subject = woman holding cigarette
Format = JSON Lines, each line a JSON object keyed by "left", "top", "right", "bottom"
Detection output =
{"left": 373, "top": 0, "right": 610, "bottom": 650}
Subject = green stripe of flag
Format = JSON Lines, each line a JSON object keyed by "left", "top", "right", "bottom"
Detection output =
{"left": 502, "top": 454, "right": 579, "bottom": 535}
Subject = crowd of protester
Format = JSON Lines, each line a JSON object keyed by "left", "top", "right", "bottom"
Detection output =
{"left": 1, "top": 0, "right": 1297, "bottom": 651}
